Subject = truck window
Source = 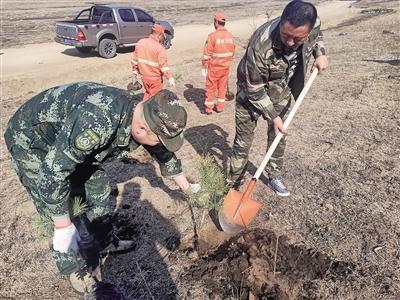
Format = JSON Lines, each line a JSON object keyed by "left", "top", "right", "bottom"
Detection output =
{"left": 92, "top": 7, "right": 115, "bottom": 24}
{"left": 135, "top": 10, "right": 153, "bottom": 22}
{"left": 75, "top": 9, "right": 90, "bottom": 21}
{"left": 119, "top": 9, "right": 135, "bottom": 22}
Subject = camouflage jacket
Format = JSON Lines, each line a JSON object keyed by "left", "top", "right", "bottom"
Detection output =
{"left": 237, "top": 16, "right": 326, "bottom": 120}
{"left": 4, "top": 82, "right": 182, "bottom": 217}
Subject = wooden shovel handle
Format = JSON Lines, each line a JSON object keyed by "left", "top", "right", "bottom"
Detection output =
{"left": 253, "top": 68, "right": 319, "bottom": 180}
{"left": 242, "top": 178, "right": 257, "bottom": 200}
{"left": 233, "top": 179, "right": 256, "bottom": 217}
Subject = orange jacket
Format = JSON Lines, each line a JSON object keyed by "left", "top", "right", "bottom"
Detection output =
{"left": 131, "top": 34, "right": 172, "bottom": 80}
{"left": 202, "top": 27, "right": 235, "bottom": 71}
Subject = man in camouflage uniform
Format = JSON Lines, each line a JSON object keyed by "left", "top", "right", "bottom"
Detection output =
{"left": 227, "top": 0, "right": 328, "bottom": 196}
{"left": 4, "top": 83, "right": 199, "bottom": 293}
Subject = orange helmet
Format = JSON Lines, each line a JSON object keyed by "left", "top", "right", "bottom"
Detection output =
{"left": 214, "top": 12, "right": 226, "bottom": 22}
{"left": 152, "top": 23, "right": 165, "bottom": 34}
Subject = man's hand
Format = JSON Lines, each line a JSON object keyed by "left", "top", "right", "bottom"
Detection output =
{"left": 53, "top": 223, "right": 80, "bottom": 253}
{"left": 312, "top": 55, "right": 329, "bottom": 73}
{"left": 201, "top": 69, "right": 208, "bottom": 77}
{"left": 172, "top": 173, "right": 190, "bottom": 192}
{"left": 273, "top": 116, "right": 287, "bottom": 135}
{"left": 168, "top": 78, "right": 176, "bottom": 87}
{"left": 171, "top": 174, "right": 201, "bottom": 194}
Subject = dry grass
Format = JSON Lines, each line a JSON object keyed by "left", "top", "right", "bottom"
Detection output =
{"left": 32, "top": 196, "right": 88, "bottom": 242}
{"left": 32, "top": 214, "right": 52, "bottom": 241}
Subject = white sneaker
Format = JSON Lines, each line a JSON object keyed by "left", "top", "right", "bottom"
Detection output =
{"left": 267, "top": 177, "right": 290, "bottom": 197}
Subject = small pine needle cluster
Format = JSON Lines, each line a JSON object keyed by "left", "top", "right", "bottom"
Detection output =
{"left": 187, "top": 155, "right": 228, "bottom": 211}
{"left": 72, "top": 196, "right": 89, "bottom": 217}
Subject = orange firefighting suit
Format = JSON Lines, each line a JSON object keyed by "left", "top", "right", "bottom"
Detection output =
{"left": 132, "top": 34, "right": 172, "bottom": 101}
{"left": 202, "top": 27, "right": 235, "bottom": 111}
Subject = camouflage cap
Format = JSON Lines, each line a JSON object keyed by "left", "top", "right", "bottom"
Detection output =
{"left": 143, "top": 90, "right": 187, "bottom": 152}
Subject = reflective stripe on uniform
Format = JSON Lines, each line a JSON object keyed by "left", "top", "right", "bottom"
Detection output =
{"left": 212, "top": 52, "right": 234, "bottom": 58}
{"left": 217, "top": 98, "right": 225, "bottom": 103}
{"left": 131, "top": 57, "right": 138, "bottom": 67}
{"left": 138, "top": 58, "right": 160, "bottom": 67}
{"left": 205, "top": 100, "right": 215, "bottom": 106}
{"left": 160, "top": 66, "right": 170, "bottom": 72}
{"left": 203, "top": 54, "right": 212, "bottom": 59}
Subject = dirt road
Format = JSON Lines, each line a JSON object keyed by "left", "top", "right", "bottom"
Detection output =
{"left": 1, "top": 1, "right": 356, "bottom": 106}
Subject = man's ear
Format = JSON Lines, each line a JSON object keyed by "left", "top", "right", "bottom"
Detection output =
{"left": 134, "top": 123, "right": 148, "bottom": 136}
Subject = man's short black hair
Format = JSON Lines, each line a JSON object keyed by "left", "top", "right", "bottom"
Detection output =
{"left": 281, "top": 0, "right": 317, "bottom": 29}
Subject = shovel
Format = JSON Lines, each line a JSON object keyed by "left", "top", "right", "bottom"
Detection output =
{"left": 226, "top": 83, "right": 235, "bottom": 101}
{"left": 219, "top": 68, "right": 319, "bottom": 233}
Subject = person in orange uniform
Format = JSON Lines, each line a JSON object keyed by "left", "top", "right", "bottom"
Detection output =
{"left": 131, "top": 24, "right": 175, "bottom": 101}
{"left": 202, "top": 12, "right": 235, "bottom": 114}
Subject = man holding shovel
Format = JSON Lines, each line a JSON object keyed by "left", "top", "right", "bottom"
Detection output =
{"left": 227, "top": 0, "right": 328, "bottom": 196}
{"left": 4, "top": 84, "right": 199, "bottom": 294}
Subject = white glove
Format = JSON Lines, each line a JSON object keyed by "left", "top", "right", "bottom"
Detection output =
{"left": 53, "top": 223, "right": 80, "bottom": 253}
{"left": 189, "top": 183, "right": 201, "bottom": 194}
{"left": 168, "top": 77, "right": 176, "bottom": 87}
{"left": 201, "top": 69, "right": 208, "bottom": 77}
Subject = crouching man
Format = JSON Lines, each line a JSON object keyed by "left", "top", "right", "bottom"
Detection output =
{"left": 4, "top": 82, "right": 199, "bottom": 294}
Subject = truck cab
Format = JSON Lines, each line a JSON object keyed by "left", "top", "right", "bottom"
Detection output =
{"left": 55, "top": 5, "right": 174, "bottom": 58}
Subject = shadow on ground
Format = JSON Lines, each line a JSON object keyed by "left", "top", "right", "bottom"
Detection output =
{"left": 184, "top": 122, "right": 261, "bottom": 191}
{"left": 363, "top": 59, "right": 400, "bottom": 66}
{"left": 61, "top": 46, "right": 134, "bottom": 58}
{"left": 105, "top": 154, "right": 186, "bottom": 203}
{"left": 183, "top": 83, "right": 206, "bottom": 114}
{"left": 102, "top": 182, "right": 181, "bottom": 300}
{"left": 184, "top": 124, "right": 231, "bottom": 173}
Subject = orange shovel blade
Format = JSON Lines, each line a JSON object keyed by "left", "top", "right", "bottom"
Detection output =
{"left": 221, "top": 188, "right": 262, "bottom": 228}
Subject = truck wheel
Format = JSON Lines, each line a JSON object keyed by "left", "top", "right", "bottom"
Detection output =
{"left": 75, "top": 46, "right": 93, "bottom": 54}
{"left": 98, "top": 38, "right": 117, "bottom": 58}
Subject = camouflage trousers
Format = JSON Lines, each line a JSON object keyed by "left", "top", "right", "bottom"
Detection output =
{"left": 6, "top": 136, "right": 113, "bottom": 275}
{"left": 228, "top": 88, "right": 293, "bottom": 185}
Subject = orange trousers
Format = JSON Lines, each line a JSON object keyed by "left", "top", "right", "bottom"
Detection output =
{"left": 205, "top": 68, "right": 229, "bottom": 112}
{"left": 142, "top": 77, "right": 163, "bottom": 101}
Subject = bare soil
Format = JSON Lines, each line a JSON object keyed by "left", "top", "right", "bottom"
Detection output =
{"left": 1, "top": 0, "right": 399, "bottom": 299}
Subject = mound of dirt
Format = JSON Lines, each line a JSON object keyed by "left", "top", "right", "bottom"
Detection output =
{"left": 179, "top": 229, "right": 355, "bottom": 299}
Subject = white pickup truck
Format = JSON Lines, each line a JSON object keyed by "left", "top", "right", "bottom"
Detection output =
{"left": 55, "top": 4, "right": 174, "bottom": 58}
